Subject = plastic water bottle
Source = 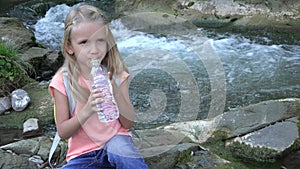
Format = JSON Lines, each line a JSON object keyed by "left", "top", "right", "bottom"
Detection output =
{"left": 90, "top": 58, "right": 119, "bottom": 122}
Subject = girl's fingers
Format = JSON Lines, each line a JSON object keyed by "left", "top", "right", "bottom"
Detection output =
{"left": 108, "top": 71, "right": 113, "bottom": 80}
{"left": 92, "top": 88, "right": 102, "bottom": 94}
{"left": 92, "top": 99, "right": 103, "bottom": 112}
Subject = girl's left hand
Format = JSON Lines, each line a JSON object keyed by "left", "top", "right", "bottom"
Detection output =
{"left": 108, "top": 72, "right": 120, "bottom": 98}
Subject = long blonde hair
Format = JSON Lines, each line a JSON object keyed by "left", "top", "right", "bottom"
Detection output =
{"left": 61, "top": 4, "right": 128, "bottom": 103}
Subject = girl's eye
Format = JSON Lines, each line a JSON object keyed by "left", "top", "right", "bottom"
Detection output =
{"left": 79, "top": 40, "right": 87, "bottom": 45}
{"left": 98, "top": 39, "right": 105, "bottom": 43}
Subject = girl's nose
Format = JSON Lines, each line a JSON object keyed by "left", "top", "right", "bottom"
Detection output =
{"left": 90, "top": 43, "right": 99, "bottom": 54}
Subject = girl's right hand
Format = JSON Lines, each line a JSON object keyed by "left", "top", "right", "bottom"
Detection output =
{"left": 86, "top": 88, "right": 105, "bottom": 116}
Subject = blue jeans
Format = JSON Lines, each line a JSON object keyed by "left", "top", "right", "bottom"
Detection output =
{"left": 62, "top": 135, "right": 149, "bottom": 169}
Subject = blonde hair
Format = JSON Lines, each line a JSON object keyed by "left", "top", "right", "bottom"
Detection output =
{"left": 61, "top": 4, "right": 128, "bottom": 103}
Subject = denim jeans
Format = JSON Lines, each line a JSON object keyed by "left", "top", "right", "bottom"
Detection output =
{"left": 61, "top": 135, "right": 149, "bottom": 169}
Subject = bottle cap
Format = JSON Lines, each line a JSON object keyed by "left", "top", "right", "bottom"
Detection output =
{"left": 90, "top": 58, "right": 100, "bottom": 67}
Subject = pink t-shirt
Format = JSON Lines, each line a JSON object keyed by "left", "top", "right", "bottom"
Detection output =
{"left": 49, "top": 69, "right": 130, "bottom": 161}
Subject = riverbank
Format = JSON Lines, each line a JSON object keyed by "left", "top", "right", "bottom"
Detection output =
{"left": 2, "top": 0, "right": 300, "bottom": 36}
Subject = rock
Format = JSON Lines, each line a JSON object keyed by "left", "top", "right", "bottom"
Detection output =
{"left": 120, "top": 12, "right": 200, "bottom": 37}
{"left": 0, "top": 96, "right": 11, "bottom": 114}
{"left": 233, "top": 117, "right": 299, "bottom": 152}
{"left": 217, "top": 98, "right": 300, "bottom": 138}
{"left": 163, "top": 98, "right": 300, "bottom": 144}
{"left": 0, "top": 128, "right": 23, "bottom": 146}
{"left": 36, "top": 136, "right": 54, "bottom": 161}
{"left": 29, "top": 155, "right": 44, "bottom": 165}
{"left": 115, "top": 0, "right": 300, "bottom": 34}
{"left": 11, "top": 89, "right": 30, "bottom": 111}
{"left": 227, "top": 117, "right": 299, "bottom": 162}
{"left": 133, "top": 128, "right": 228, "bottom": 168}
{"left": 0, "top": 149, "right": 38, "bottom": 169}
{"left": 1, "top": 137, "right": 40, "bottom": 155}
{"left": 16, "top": 47, "right": 63, "bottom": 81}
{"left": 0, "top": 17, "right": 35, "bottom": 51}
{"left": 23, "top": 118, "right": 43, "bottom": 138}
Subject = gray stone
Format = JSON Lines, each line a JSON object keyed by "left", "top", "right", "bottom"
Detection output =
{"left": 217, "top": 98, "right": 300, "bottom": 137}
{"left": 0, "top": 96, "right": 11, "bottom": 114}
{"left": 1, "top": 137, "right": 40, "bottom": 155}
{"left": 36, "top": 136, "right": 53, "bottom": 161}
{"left": 120, "top": 12, "right": 200, "bottom": 37}
{"left": 29, "top": 155, "right": 44, "bottom": 164}
{"left": 16, "top": 47, "right": 63, "bottom": 80}
{"left": 115, "top": 0, "right": 300, "bottom": 32}
{"left": 163, "top": 98, "right": 300, "bottom": 143}
{"left": 0, "top": 17, "right": 35, "bottom": 50}
{"left": 233, "top": 117, "right": 299, "bottom": 152}
{"left": 133, "top": 128, "right": 228, "bottom": 168}
{"left": 23, "top": 118, "right": 43, "bottom": 138}
{"left": 11, "top": 89, "right": 30, "bottom": 112}
{"left": 0, "top": 149, "right": 38, "bottom": 169}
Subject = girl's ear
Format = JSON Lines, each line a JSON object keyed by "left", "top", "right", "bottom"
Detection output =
{"left": 68, "top": 50, "right": 74, "bottom": 55}
{"left": 66, "top": 42, "right": 74, "bottom": 55}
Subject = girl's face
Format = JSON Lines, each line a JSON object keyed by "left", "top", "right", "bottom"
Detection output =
{"left": 67, "top": 21, "right": 107, "bottom": 71}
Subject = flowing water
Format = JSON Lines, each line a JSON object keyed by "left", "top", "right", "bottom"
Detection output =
{"left": 32, "top": 4, "right": 300, "bottom": 124}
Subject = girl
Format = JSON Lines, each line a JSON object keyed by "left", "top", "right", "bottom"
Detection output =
{"left": 49, "top": 4, "right": 148, "bottom": 169}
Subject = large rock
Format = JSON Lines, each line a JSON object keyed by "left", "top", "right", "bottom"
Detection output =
{"left": 0, "top": 17, "right": 35, "bottom": 51}
{"left": 17, "top": 47, "right": 63, "bottom": 80}
{"left": 0, "top": 149, "right": 38, "bottom": 169}
{"left": 163, "top": 98, "right": 300, "bottom": 163}
{"left": 119, "top": 12, "right": 200, "bottom": 37}
{"left": 164, "top": 98, "right": 300, "bottom": 143}
{"left": 0, "top": 96, "right": 11, "bottom": 115}
{"left": 228, "top": 117, "right": 299, "bottom": 162}
{"left": 115, "top": 0, "right": 300, "bottom": 33}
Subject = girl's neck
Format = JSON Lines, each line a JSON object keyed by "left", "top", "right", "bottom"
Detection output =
{"left": 81, "top": 73, "right": 92, "bottom": 80}
{"left": 80, "top": 68, "right": 92, "bottom": 80}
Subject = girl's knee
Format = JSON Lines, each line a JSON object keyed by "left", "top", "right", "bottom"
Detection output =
{"left": 105, "top": 135, "right": 142, "bottom": 158}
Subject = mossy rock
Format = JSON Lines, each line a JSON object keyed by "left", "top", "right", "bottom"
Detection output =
{"left": 0, "top": 82, "right": 54, "bottom": 129}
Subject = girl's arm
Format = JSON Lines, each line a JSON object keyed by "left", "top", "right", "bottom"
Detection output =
{"left": 110, "top": 74, "right": 135, "bottom": 129}
{"left": 54, "top": 88, "right": 103, "bottom": 140}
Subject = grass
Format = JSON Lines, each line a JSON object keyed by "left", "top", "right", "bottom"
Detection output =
{"left": 0, "top": 40, "right": 34, "bottom": 97}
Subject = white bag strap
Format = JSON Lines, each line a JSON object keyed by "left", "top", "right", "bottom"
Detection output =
{"left": 48, "top": 69, "right": 75, "bottom": 168}
{"left": 48, "top": 132, "right": 61, "bottom": 168}
{"left": 62, "top": 69, "right": 75, "bottom": 115}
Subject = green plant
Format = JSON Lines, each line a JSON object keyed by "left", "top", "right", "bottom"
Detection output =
{"left": 176, "top": 149, "right": 194, "bottom": 165}
{"left": 0, "top": 40, "right": 33, "bottom": 97}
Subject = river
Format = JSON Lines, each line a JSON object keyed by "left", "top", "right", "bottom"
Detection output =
{"left": 2, "top": 1, "right": 300, "bottom": 125}
{"left": 29, "top": 3, "right": 300, "bottom": 127}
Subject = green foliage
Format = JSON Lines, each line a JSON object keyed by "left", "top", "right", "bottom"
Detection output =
{"left": 0, "top": 40, "right": 33, "bottom": 97}
{"left": 228, "top": 141, "right": 278, "bottom": 162}
{"left": 176, "top": 149, "right": 194, "bottom": 165}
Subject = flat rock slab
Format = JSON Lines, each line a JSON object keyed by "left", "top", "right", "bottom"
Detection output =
{"left": 233, "top": 117, "right": 299, "bottom": 153}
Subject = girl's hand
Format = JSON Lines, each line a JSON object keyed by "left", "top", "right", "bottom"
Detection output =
{"left": 86, "top": 88, "right": 105, "bottom": 116}
{"left": 107, "top": 71, "right": 135, "bottom": 128}
{"left": 108, "top": 72, "right": 120, "bottom": 98}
